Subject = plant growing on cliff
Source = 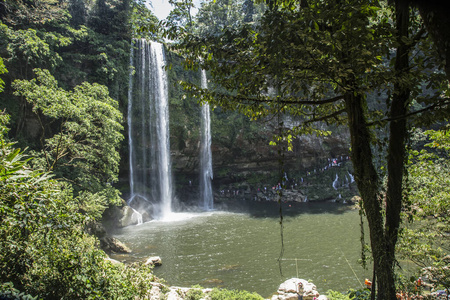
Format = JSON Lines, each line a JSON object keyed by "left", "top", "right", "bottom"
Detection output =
{"left": 0, "top": 57, "right": 7, "bottom": 93}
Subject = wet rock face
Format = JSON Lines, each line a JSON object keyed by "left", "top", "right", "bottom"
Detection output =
{"left": 171, "top": 118, "right": 350, "bottom": 179}
{"left": 172, "top": 129, "right": 351, "bottom": 203}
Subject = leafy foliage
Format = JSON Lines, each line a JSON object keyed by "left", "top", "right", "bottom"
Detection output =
{"left": 0, "top": 0, "right": 132, "bottom": 139}
{"left": 0, "top": 0, "right": 69, "bottom": 28}
{"left": 398, "top": 127, "right": 450, "bottom": 293}
{"left": 0, "top": 56, "right": 7, "bottom": 93}
{"left": 12, "top": 68, "right": 124, "bottom": 212}
{"left": 0, "top": 282, "right": 37, "bottom": 300}
{"left": 195, "top": 0, "right": 248, "bottom": 36}
{"left": 185, "top": 286, "right": 204, "bottom": 300}
{"left": 0, "top": 1, "right": 202, "bottom": 299}
{"left": 209, "top": 288, "right": 264, "bottom": 300}
{"left": 0, "top": 112, "right": 156, "bottom": 299}
{"left": 166, "top": 0, "right": 194, "bottom": 31}
{"left": 326, "top": 288, "right": 371, "bottom": 299}
{"left": 130, "top": 0, "right": 161, "bottom": 40}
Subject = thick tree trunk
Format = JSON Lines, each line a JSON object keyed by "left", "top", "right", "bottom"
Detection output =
{"left": 344, "top": 3, "right": 411, "bottom": 299}
{"left": 384, "top": 0, "right": 411, "bottom": 289}
{"left": 344, "top": 91, "right": 397, "bottom": 300}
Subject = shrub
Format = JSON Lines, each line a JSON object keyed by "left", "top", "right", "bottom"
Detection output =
{"left": 209, "top": 288, "right": 264, "bottom": 300}
{"left": 0, "top": 282, "right": 37, "bottom": 300}
{"left": 347, "top": 288, "right": 371, "bottom": 300}
{"left": 186, "top": 286, "right": 204, "bottom": 300}
{"left": 326, "top": 290, "right": 354, "bottom": 300}
{"left": 0, "top": 113, "right": 155, "bottom": 299}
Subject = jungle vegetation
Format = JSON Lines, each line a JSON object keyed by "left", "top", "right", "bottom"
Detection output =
{"left": 0, "top": 0, "right": 449, "bottom": 299}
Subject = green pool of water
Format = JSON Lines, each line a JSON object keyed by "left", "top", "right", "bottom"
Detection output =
{"left": 109, "top": 201, "right": 371, "bottom": 298}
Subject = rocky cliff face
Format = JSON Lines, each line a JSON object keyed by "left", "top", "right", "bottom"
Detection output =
{"left": 170, "top": 118, "right": 354, "bottom": 205}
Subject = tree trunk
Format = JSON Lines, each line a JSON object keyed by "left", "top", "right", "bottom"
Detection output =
{"left": 344, "top": 2, "right": 411, "bottom": 299}
{"left": 344, "top": 91, "right": 396, "bottom": 300}
{"left": 384, "top": 0, "right": 411, "bottom": 291}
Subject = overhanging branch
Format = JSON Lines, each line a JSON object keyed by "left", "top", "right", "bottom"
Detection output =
{"left": 215, "top": 93, "right": 345, "bottom": 106}
{"left": 367, "top": 97, "right": 450, "bottom": 127}
{"left": 302, "top": 108, "right": 347, "bottom": 124}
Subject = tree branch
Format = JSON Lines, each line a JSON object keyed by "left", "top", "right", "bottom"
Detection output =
{"left": 302, "top": 108, "right": 347, "bottom": 125}
{"left": 215, "top": 92, "right": 345, "bottom": 106}
{"left": 367, "top": 97, "right": 450, "bottom": 127}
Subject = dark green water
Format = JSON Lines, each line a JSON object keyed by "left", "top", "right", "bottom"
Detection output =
{"left": 110, "top": 201, "right": 371, "bottom": 298}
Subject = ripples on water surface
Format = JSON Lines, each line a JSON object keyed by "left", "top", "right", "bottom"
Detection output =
{"left": 110, "top": 201, "right": 371, "bottom": 297}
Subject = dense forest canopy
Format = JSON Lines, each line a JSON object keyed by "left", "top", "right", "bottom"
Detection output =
{"left": 0, "top": 0, "right": 158, "bottom": 298}
{"left": 0, "top": 0, "right": 449, "bottom": 299}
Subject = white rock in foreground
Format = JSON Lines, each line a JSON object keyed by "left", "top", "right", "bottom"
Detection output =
{"left": 145, "top": 256, "right": 162, "bottom": 266}
{"left": 271, "top": 278, "right": 326, "bottom": 300}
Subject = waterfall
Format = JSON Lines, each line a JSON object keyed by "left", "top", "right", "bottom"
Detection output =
{"left": 131, "top": 208, "right": 143, "bottom": 225}
{"left": 127, "top": 40, "right": 135, "bottom": 202}
{"left": 332, "top": 174, "right": 339, "bottom": 190}
{"left": 199, "top": 69, "right": 214, "bottom": 210}
{"left": 348, "top": 171, "right": 355, "bottom": 183}
{"left": 127, "top": 39, "right": 173, "bottom": 219}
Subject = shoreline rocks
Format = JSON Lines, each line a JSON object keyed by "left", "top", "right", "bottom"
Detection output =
{"left": 100, "top": 236, "right": 132, "bottom": 254}
{"left": 105, "top": 254, "right": 329, "bottom": 300}
{"left": 140, "top": 277, "right": 328, "bottom": 300}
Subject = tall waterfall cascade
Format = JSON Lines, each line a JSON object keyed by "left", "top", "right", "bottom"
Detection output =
{"left": 199, "top": 69, "right": 214, "bottom": 210}
{"left": 127, "top": 39, "right": 173, "bottom": 219}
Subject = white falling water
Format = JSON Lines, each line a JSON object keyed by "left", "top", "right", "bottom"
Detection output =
{"left": 347, "top": 171, "right": 355, "bottom": 183}
{"left": 127, "top": 40, "right": 136, "bottom": 202}
{"left": 131, "top": 208, "right": 143, "bottom": 225}
{"left": 332, "top": 173, "right": 339, "bottom": 190}
{"left": 127, "top": 39, "right": 173, "bottom": 219}
{"left": 199, "top": 69, "right": 214, "bottom": 210}
{"left": 152, "top": 41, "right": 173, "bottom": 218}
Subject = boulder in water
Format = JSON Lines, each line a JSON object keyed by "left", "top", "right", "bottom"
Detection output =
{"left": 119, "top": 206, "right": 141, "bottom": 227}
